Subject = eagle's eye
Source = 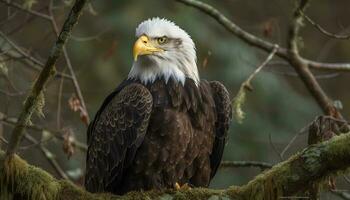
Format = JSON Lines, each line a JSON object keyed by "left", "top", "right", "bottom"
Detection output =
{"left": 156, "top": 36, "right": 168, "bottom": 44}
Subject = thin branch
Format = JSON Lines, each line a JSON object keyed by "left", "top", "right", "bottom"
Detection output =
{"left": 0, "top": 89, "right": 25, "bottom": 97}
{"left": 280, "top": 124, "right": 309, "bottom": 158}
{"left": 5, "top": 0, "right": 88, "bottom": 157}
{"left": 24, "top": 133, "right": 70, "bottom": 180}
{"left": 344, "top": 175, "right": 350, "bottom": 184}
{"left": 0, "top": 114, "right": 87, "bottom": 152}
{"left": 56, "top": 68, "right": 65, "bottom": 129}
{"left": 70, "top": 28, "right": 109, "bottom": 42}
{"left": 301, "top": 11, "right": 350, "bottom": 40}
{"left": 242, "top": 45, "right": 279, "bottom": 91}
{"left": 220, "top": 161, "right": 272, "bottom": 170}
{"left": 49, "top": 0, "right": 90, "bottom": 124}
{"left": 232, "top": 45, "right": 278, "bottom": 123}
{"left": 0, "top": 132, "right": 53, "bottom": 151}
{"left": 331, "top": 190, "right": 350, "bottom": 200}
{"left": 268, "top": 133, "right": 283, "bottom": 161}
{"left": 0, "top": 31, "right": 45, "bottom": 67}
{"left": 0, "top": 31, "right": 72, "bottom": 79}
{"left": 317, "top": 24, "right": 350, "bottom": 61}
{"left": 266, "top": 68, "right": 340, "bottom": 80}
{"left": 0, "top": 10, "right": 18, "bottom": 27}
{"left": 302, "top": 58, "right": 350, "bottom": 72}
{"left": 0, "top": 0, "right": 52, "bottom": 21}
{"left": 287, "top": 0, "right": 342, "bottom": 118}
{"left": 176, "top": 0, "right": 288, "bottom": 58}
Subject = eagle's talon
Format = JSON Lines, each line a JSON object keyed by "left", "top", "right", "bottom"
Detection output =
{"left": 174, "top": 182, "right": 191, "bottom": 190}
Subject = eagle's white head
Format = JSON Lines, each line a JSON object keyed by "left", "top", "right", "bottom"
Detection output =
{"left": 128, "top": 18, "right": 199, "bottom": 85}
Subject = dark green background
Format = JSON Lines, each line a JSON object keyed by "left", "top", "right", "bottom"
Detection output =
{"left": 1, "top": 0, "right": 349, "bottom": 198}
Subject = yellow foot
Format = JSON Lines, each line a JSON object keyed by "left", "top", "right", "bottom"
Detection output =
{"left": 174, "top": 182, "right": 191, "bottom": 190}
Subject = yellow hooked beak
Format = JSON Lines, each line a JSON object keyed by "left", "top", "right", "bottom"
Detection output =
{"left": 133, "top": 35, "right": 163, "bottom": 61}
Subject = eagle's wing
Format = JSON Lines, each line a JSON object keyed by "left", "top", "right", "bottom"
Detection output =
{"left": 85, "top": 83, "right": 153, "bottom": 193}
{"left": 209, "top": 81, "right": 232, "bottom": 178}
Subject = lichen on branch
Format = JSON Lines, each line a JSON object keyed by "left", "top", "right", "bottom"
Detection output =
{"left": 1, "top": 133, "right": 350, "bottom": 200}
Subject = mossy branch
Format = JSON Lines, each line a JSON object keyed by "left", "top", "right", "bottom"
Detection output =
{"left": 1, "top": 134, "right": 350, "bottom": 200}
{"left": 5, "top": 0, "right": 87, "bottom": 157}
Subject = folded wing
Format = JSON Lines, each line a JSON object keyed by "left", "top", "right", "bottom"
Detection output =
{"left": 85, "top": 83, "right": 153, "bottom": 193}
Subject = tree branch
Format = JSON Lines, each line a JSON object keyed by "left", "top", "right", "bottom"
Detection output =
{"left": 176, "top": 0, "right": 288, "bottom": 59}
{"left": 175, "top": 0, "right": 350, "bottom": 73}
{"left": 331, "top": 190, "right": 350, "bottom": 200}
{"left": 0, "top": 31, "right": 73, "bottom": 79}
{"left": 24, "top": 134, "right": 70, "bottom": 180}
{"left": 301, "top": 11, "right": 350, "bottom": 40}
{"left": 232, "top": 45, "right": 278, "bottom": 123}
{"left": 0, "top": 0, "right": 52, "bottom": 21}
{"left": 286, "top": 0, "right": 341, "bottom": 118}
{"left": 176, "top": 0, "right": 343, "bottom": 118}
{"left": 220, "top": 161, "right": 272, "bottom": 170}
{"left": 48, "top": 1, "right": 90, "bottom": 124}
{"left": 1, "top": 133, "right": 350, "bottom": 199}
{"left": 5, "top": 0, "right": 87, "bottom": 157}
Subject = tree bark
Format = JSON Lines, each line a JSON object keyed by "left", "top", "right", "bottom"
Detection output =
{"left": 1, "top": 133, "right": 350, "bottom": 200}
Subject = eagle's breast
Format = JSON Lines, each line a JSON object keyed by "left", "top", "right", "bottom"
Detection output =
{"left": 118, "top": 78, "right": 217, "bottom": 192}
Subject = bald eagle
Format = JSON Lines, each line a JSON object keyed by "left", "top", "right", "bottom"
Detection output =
{"left": 85, "top": 18, "right": 232, "bottom": 195}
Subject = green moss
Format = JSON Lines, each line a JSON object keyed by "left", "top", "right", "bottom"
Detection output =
{"left": 232, "top": 87, "right": 246, "bottom": 123}
{"left": 1, "top": 134, "right": 350, "bottom": 200}
{"left": 300, "top": 144, "right": 327, "bottom": 175}
{"left": 0, "top": 152, "right": 60, "bottom": 200}
{"left": 159, "top": 194, "right": 174, "bottom": 200}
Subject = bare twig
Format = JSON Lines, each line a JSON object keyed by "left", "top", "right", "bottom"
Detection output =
{"left": 243, "top": 45, "right": 278, "bottom": 91}
{"left": 0, "top": 10, "right": 17, "bottom": 27}
{"left": 232, "top": 45, "right": 278, "bottom": 123}
{"left": 56, "top": 68, "right": 65, "bottom": 129}
{"left": 302, "top": 59, "right": 350, "bottom": 72}
{"left": 0, "top": 31, "right": 45, "bottom": 67}
{"left": 0, "top": 133, "right": 54, "bottom": 151}
{"left": 5, "top": 0, "right": 88, "bottom": 157}
{"left": 331, "top": 189, "right": 350, "bottom": 200}
{"left": 24, "top": 134, "right": 70, "bottom": 180}
{"left": 280, "top": 123, "right": 309, "bottom": 158}
{"left": 301, "top": 11, "right": 350, "bottom": 40}
{"left": 266, "top": 69, "right": 339, "bottom": 80}
{"left": 49, "top": 0, "right": 90, "bottom": 124}
{"left": 317, "top": 25, "right": 350, "bottom": 61}
{"left": 287, "top": 0, "right": 342, "bottom": 118}
{"left": 344, "top": 175, "right": 350, "bottom": 185}
{"left": 0, "top": 89, "right": 25, "bottom": 97}
{"left": 0, "top": 0, "right": 52, "bottom": 21}
{"left": 70, "top": 28, "right": 109, "bottom": 42}
{"left": 268, "top": 133, "right": 283, "bottom": 161}
{"left": 220, "top": 160, "right": 272, "bottom": 170}
{"left": 0, "top": 31, "right": 72, "bottom": 79}
{"left": 0, "top": 114, "right": 87, "bottom": 151}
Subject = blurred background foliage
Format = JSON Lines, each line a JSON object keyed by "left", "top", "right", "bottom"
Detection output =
{"left": 1, "top": 0, "right": 350, "bottom": 198}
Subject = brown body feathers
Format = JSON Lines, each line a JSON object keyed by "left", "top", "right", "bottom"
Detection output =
{"left": 85, "top": 78, "right": 231, "bottom": 194}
